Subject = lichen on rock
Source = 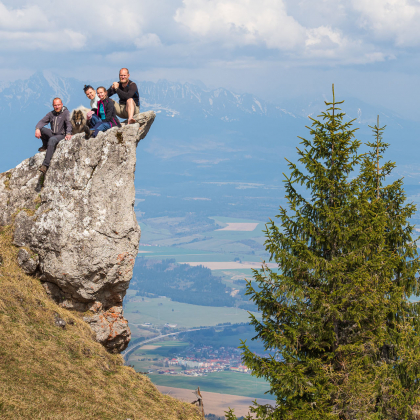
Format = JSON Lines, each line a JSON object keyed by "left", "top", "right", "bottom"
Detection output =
{"left": 0, "top": 111, "right": 155, "bottom": 353}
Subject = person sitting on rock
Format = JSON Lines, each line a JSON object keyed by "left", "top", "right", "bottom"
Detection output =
{"left": 35, "top": 97, "right": 72, "bottom": 174}
{"left": 90, "top": 87, "right": 121, "bottom": 138}
{"left": 83, "top": 84, "right": 99, "bottom": 127}
{"left": 107, "top": 68, "right": 140, "bottom": 124}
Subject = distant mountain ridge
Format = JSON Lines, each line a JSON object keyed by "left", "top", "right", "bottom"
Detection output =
{"left": 0, "top": 71, "right": 298, "bottom": 122}
{"left": 1, "top": 71, "right": 419, "bottom": 213}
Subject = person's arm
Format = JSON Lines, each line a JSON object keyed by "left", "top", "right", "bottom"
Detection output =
{"left": 107, "top": 85, "right": 116, "bottom": 98}
{"left": 64, "top": 110, "right": 72, "bottom": 140}
{"left": 116, "top": 82, "right": 138, "bottom": 101}
{"left": 102, "top": 100, "right": 116, "bottom": 123}
{"left": 35, "top": 113, "right": 50, "bottom": 138}
{"left": 35, "top": 113, "right": 50, "bottom": 131}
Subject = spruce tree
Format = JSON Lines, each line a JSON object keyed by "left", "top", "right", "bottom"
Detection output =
{"left": 236, "top": 88, "right": 420, "bottom": 419}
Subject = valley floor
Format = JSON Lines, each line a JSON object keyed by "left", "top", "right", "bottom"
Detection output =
{"left": 157, "top": 386, "right": 275, "bottom": 418}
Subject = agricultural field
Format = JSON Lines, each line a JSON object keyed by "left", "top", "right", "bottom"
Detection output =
{"left": 149, "top": 371, "right": 274, "bottom": 400}
{"left": 126, "top": 214, "right": 275, "bottom": 402}
{"left": 137, "top": 215, "right": 271, "bottom": 261}
{"left": 124, "top": 296, "right": 258, "bottom": 332}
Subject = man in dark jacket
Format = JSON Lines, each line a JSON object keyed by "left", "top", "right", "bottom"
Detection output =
{"left": 107, "top": 68, "right": 140, "bottom": 124}
{"left": 35, "top": 98, "right": 72, "bottom": 174}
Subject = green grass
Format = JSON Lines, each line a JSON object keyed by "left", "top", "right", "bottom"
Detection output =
{"left": 125, "top": 296, "right": 257, "bottom": 330}
{"left": 148, "top": 371, "right": 274, "bottom": 400}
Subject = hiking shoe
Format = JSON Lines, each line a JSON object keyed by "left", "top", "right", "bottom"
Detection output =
{"left": 38, "top": 147, "right": 47, "bottom": 152}
{"left": 39, "top": 165, "right": 48, "bottom": 174}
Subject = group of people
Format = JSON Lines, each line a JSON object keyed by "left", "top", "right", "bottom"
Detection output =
{"left": 35, "top": 68, "right": 140, "bottom": 174}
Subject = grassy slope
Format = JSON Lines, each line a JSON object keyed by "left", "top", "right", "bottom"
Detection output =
{"left": 0, "top": 225, "right": 201, "bottom": 420}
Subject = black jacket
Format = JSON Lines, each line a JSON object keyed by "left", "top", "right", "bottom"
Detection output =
{"left": 36, "top": 106, "right": 72, "bottom": 135}
{"left": 96, "top": 98, "right": 122, "bottom": 128}
{"left": 107, "top": 80, "right": 140, "bottom": 107}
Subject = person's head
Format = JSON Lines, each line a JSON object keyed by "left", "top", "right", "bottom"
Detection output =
{"left": 83, "top": 85, "right": 96, "bottom": 100}
{"left": 52, "top": 98, "right": 63, "bottom": 112}
{"left": 97, "top": 87, "right": 107, "bottom": 101}
{"left": 119, "top": 68, "right": 129, "bottom": 84}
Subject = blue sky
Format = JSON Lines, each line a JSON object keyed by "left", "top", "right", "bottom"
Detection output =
{"left": 1, "top": 0, "right": 420, "bottom": 118}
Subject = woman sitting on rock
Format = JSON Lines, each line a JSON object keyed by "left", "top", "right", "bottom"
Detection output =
{"left": 90, "top": 86, "right": 121, "bottom": 138}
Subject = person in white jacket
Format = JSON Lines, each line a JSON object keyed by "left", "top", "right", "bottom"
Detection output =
{"left": 83, "top": 85, "right": 100, "bottom": 125}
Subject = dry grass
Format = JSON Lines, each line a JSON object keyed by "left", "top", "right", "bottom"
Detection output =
{"left": 0, "top": 225, "right": 202, "bottom": 420}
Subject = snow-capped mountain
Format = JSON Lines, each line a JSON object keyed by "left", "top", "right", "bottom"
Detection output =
{"left": 0, "top": 71, "right": 298, "bottom": 123}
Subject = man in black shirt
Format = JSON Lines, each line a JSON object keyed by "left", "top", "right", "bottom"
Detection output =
{"left": 107, "top": 68, "right": 140, "bottom": 124}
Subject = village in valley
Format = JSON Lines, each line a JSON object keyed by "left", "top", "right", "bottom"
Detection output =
{"left": 134, "top": 342, "right": 253, "bottom": 377}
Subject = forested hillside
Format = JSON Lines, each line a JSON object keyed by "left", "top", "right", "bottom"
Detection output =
{"left": 131, "top": 258, "right": 236, "bottom": 307}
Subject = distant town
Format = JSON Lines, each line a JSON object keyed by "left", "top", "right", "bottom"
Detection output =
{"left": 140, "top": 343, "right": 253, "bottom": 377}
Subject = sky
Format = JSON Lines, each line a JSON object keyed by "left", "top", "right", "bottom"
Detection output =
{"left": 1, "top": 0, "right": 420, "bottom": 118}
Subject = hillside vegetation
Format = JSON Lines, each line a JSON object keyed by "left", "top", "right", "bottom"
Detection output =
{"left": 0, "top": 225, "right": 201, "bottom": 420}
{"left": 132, "top": 258, "right": 235, "bottom": 307}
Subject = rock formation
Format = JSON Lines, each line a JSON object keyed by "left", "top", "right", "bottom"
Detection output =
{"left": 0, "top": 111, "right": 155, "bottom": 353}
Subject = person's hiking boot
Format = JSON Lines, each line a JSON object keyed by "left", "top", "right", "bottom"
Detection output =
{"left": 38, "top": 147, "right": 47, "bottom": 152}
{"left": 39, "top": 165, "right": 48, "bottom": 174}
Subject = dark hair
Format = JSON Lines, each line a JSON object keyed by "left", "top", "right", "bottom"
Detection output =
{"left": 83, "top": 85, "right": 94, "bottom": 93}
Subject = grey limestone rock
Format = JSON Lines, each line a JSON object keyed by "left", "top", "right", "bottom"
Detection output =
{"left": 17, "top": 248, "right": 39, "bottom": 274}
{"left": 0, "top": 111, "right": 155, "bottom": 352}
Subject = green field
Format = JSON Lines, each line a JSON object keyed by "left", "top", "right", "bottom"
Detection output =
{"left": 148, "top": 371, "right": 274, "bottom": 400}
{"left": 128, "top": 340, "right": 190, "bottom": 372}
{"left": 125, "top": 296, "right": 258, "bottom": 332}
{"left": 137, "top": 214, "right": 270, "bottom": 262}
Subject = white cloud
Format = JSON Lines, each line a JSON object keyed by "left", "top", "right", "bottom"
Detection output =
{"left": 134, "top": 33, "right": 163, "bottom": 49}
{"left": 174, "top": 0, "right": 306, "bottom": 50}
{"left": 352, "top": 0, "right": 420, "bottom": 46}
{"left": 0, "top": 30, "right": 86, "bottom": 51}
{"left": 173, "top": 0, "right": 390, "bottom": 64}
{"left": 0, "top": 0, "right": 416, "bottom": 71}
{"left": 0, "top": 2, "right": 48, "bottom": 30}
{"left": 0, "top": 0, "right": 152, "bottom": 50}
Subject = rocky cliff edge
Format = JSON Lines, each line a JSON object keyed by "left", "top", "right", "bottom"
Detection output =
{"left": 0, "top": 111, "right": 155, "bottom": 353}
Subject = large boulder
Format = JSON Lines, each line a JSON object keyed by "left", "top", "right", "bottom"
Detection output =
{"left": 0, "top": 111, "right": 155, "bottom": 353}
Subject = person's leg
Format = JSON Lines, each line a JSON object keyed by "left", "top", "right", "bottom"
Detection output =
{"left": 89, "top": 114, "right": 101, "bottom": 126}
{"left": 92, "top": 121, "right": 111, "bottom": 138}
{"left": 40, "top": 127, "right": 53, "bottom": 150}
{"left": 43, "top": 134, "right": 65, "bottom": 167}
{"left": 126, "top": 98, "right": 135, "bottom": 124}
{"left": 113, "top": 102, "right": 124, "bottom": 119}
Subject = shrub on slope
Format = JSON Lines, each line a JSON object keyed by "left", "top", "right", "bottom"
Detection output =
{"left": 0, "top": 225, "right": 201, "bottom": 420}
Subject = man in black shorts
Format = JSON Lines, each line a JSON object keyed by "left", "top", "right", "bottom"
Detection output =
{"left": 107, "top": 68, "right": 140, "bottom": 124}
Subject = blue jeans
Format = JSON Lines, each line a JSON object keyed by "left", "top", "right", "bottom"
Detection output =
{"left": 89, "top": 114, "right": 101, "bottom": 126}
{"left": 91, "top": 119, "right": 111, "bottom": 138}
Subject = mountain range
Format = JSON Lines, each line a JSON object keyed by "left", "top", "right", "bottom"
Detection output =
{"left": 1, "top": 72, "right": 419, "bottom": 220}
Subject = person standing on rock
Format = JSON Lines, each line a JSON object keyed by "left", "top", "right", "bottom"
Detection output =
{"left": 107, "top": 68, "right": 140, "bottom": 124}
{"left": 35, "top": 98, "right": 72, "bottom": 174}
